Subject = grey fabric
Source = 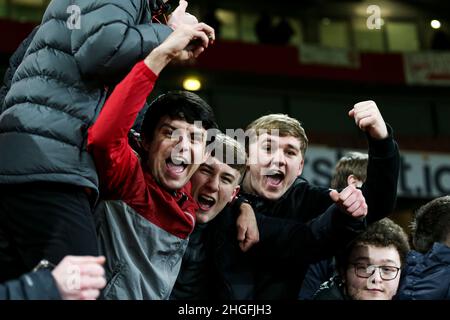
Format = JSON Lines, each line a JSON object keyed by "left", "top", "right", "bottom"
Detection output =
{"left": 95, "top": 201, "right": 189, "bottom": 300}
{"left": 0, "top": 0, "right": 172, "bottom": 196}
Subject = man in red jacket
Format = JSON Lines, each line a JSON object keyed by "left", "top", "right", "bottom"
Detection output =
{"left": 87, "top": 22, "right": 217, "bottom": 299}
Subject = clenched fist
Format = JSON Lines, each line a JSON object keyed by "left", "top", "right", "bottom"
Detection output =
{"left": 349, "top": 100, "right": 388, "bottom": 140}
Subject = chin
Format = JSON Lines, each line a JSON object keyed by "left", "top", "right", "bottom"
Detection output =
{"left": 162, "top": 177, "right": 188, "bottom": 191}
{"left": 262, "top": 189, "right": 283, "bottom": 201}
{"left": 196, "top": 215, "right": 210, "bottom": 224}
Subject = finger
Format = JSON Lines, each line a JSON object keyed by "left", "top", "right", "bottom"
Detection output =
{"left": 175, "top": 0, "right": 188, "bottom": 13}
{"left": 79, "top": 263, "right": 105, "bottom": 277}
{"left": 80, "top": 275, "right": 107, "bottom": 290}
{"left": 358, "top": 117, "right": 376, "bottom": 130}
{"left": 329, "top": 189, "right": 340, "bottom": 202}
{"left": 196, "top": 23, "right": 215, "bottom": 41}
{"left": 342, "top": 192, "right": 358, "bottom": 208}
{"left": 80, "top": 289, "right": 101, "bottom": 300}
{"left": 192, "top": 30, "right": 210, "bottom": 48}
{"left": 353, "top": 110, "right": 375, "bottom": 124}
{"left": 353, "top": 202, "right": 368, "bottom": 218}
{"left": 236, "top": 225, "right": 246, "bottom": 242}
{"left": 354, "top": 100, "right": 375, "bottom": 112}
{"left": 241, "top": 240, "right": 253, "bottom": 252}
{"left": 338, "top": 186, "right": 355, "bottom": 202}
{"left": 65, "top": 256, "right": 106, "bottom": 264}
{"left": 345, "top": 197, "right": 362, "bottom": 214}
{"left": 193, "top": 46, "right": 205, "bottom": 58}
{"left": 348, "top": 108, "right": 355, "bottom": 118}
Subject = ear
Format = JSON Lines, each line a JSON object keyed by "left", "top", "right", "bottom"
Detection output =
{"left": 141, "top": 137, "right": 151, "bottom": 152}
{"left": 201, "top": 149, "right": 211, "bottom": 164}
{"left": 347, "top": 174, "right": 363, "bottom": 188}
{"left": 297, "top": 158, "right": 305, "bottom": 176}
{"left": 230, "top": 185, "right": 240, "bottom": 202}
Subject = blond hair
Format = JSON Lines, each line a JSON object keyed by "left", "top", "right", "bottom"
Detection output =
{"left": 246, "top": 114, "right": 308, "bottom": 156}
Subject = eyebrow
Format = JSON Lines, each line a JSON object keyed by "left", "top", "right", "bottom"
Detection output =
{"left": 160, "top": 123, "right": 204, "bottom": 136}
{"left": 201, "top": 163, "right": 214, "bottom": 171}
{"left": 285, "top": 144, "right": 300, "bottom": 152}
{"left": 221, "top": 172, "right": 236, "bottom": 181}
{"left": 354, "top": 257, "right": 398, "bottom": 264}
{"left": 202, "top": 163, "right": 237, "bottom": 181}
{"left": 262, "top": 138, "right": 300, "bottom": 151}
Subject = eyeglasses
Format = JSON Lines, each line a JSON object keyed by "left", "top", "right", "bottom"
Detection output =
{"left": 351, "top": 263, "right": 400, "bottom": 281}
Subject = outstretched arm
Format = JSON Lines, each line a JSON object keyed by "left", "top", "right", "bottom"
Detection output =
{"left": 87, "top": 23, "right": 214, "bottom": 197}
{"left": 349, "top": 101, "right": 400, "bottom": 223}
{"left": 254, "top": 185, "right": 367, "bottom": 264}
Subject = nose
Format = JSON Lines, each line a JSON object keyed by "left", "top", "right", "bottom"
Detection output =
{"left": 205, "top": 174, "right": 220, "bottom": 193}
{"left": 368, "top": 267, "right": 383, "bottom": 285}
{"left": 271, "top": 148, "right": 286, "bottom": 167}
{"left": 176, "top": 132, "right": 190, "bottom": 154}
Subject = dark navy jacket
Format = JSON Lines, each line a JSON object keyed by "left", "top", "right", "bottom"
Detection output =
{"left": 397, "top": 242, "right": 450, "bottom": 300}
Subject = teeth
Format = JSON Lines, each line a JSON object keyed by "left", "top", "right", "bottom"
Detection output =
{"left": 199, "top": 195, "right": 215, "bottom": 207}
{"left": 168, "top": 157, "right": 187, "bottom": 166}
{"left": 264, "top": 169, "right": 284, "bottom": 176}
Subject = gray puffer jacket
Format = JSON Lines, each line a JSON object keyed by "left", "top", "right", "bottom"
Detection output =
{"left": 0, "top": 0, "right": 172, "bottom": 197}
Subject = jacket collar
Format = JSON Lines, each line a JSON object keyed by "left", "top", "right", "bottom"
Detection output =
{"left": 428, "top": 242, "right": 450, "bottom": 264}
{"left": 240, "top": 177, "right": 307, "bottom": 209}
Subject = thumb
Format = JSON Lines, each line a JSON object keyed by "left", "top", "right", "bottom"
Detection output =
{"left": 237, "top": 226, "right": 246, "bottom": 242}
{"left": 329, "top": 189, "right": 340, "bottom": 203}
{"left": 175, "top": 0, "right": 188, "bottom": 13}
{"left": 348, "top": 108, "right": 355, "bottom": 118}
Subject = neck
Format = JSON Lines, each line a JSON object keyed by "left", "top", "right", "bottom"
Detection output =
{"left": 242, "top": 171, "right": 254, "bottom": 195}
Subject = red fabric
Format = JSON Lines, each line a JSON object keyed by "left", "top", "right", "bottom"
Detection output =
{"left": 88, "top": 61, "right": 197, "bottom": 239}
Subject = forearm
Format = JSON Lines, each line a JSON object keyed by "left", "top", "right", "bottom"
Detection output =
{"left": 256, "top": 205, "right": 365, "bottom": 264}
{"left": 88, "top": 61, "right": 158, "bottom": 149}
{"left": 363, "top": 124, "right": 400, "bottom": 223}
{"left": 0, "top": 270, "right": 61, "bottom": 300}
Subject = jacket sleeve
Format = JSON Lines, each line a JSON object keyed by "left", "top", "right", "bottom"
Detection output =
{"left": 87, "top": 61, "right": 157, "bottom": 200}
{"left": 255, "top": 204, "right": 366, "bottom": 264}
{"left": 70, "top": 0, "right": 172, "bottom": 81}
{"left": 0, "top": 26, "right": 39, "bottom": 114}
{"left": 0, "top": 270, "right": 61, "bottom": 300}
{"left": 362, "top": 124, "right": 400, "bottom": 224}
{"left": 298, "top": 259, "right": 335, "bottom": 300}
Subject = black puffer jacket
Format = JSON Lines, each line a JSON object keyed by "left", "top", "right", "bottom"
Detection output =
{"left": 0, "top": 0, "right": 172, "bottom": 197}
{"left": 0, "top": 26, "right": 39, "bottom": 114}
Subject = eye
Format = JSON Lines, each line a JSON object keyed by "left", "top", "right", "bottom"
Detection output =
{"left": 200, "top": 167, "right": 211, "bottom": 175}
{"left": 381, "top": 266, "right": 398, "bottom": 273}
{"left": 286, "top": 150, "right": 297, "bottom": 157}
{"left": 221, "top": 177, "right": 233, "bottom": 184}
{"left": 162, "top": 128, "right": 174, "bottom": 137}
{"left": 262, "top": 144, "right": 272, "bottom": 152}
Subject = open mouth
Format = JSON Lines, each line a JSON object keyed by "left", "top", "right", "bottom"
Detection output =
{"left": 197, "top": 194, "right": 216, "bottom": 211}
{"left": 264, "top": 170, "right": 285, "bottom": 187}
{"left": 166, "top": 157, "right": 188, "bottom": 175}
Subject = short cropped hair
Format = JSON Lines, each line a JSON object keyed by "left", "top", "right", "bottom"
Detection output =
{"left": 245, "top": 114, "right": 308, "bottom": 156}
{"left": 411, "top": 196, "right": 450, "bottom": 253}
{"left": 141, "top": 91, "right": 218, "bottom": 141}
{"left": 338, "top": 218, "right": 410, "bottom": 270}
{"left": 209, "top": 133, "right": 247, "bottom": 182}
{"left": 331, "top": 152, "right": 369, "bottom": 190}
